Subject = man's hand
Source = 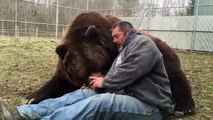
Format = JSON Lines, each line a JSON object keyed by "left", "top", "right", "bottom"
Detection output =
{"left": 81, "top": 84, "right": 90, "bottom": 89}
{"left": 89, "top": 76, "right": 104, "bottom": 89}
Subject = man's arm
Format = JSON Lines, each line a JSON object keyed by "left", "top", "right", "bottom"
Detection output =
{"left": 102, "top": 38, "right": 162, "bottom": 91}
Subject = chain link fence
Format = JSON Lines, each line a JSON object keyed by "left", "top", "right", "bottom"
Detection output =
{"left": 0, "top": 0, "right": 213, "bottom": 51}
{"left": 0, "top": 0, "right": 86, "bottom": 39}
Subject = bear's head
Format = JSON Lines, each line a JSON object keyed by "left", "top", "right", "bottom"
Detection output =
{"left": 56, "top": 25, "right": 119, "bottom": 86}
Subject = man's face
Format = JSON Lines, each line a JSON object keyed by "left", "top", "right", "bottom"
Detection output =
{"left": 112, "top": 27, "right": 126, "bottom": 50}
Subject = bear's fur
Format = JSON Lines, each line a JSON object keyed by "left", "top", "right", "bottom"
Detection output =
{"left": 26, "top": 12, "right": 195, "bottom": 115}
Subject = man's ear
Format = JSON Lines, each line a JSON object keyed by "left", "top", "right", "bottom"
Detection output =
{"left": 85, "top": 25, "right": 98, "bottom": 38}
{"left": 55, "top": 45, "right": 67, "bottom": 59}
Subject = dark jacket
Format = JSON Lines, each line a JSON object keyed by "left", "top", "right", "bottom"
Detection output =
{"left": 102, "top": 30, "right": 174, "bottom": 116}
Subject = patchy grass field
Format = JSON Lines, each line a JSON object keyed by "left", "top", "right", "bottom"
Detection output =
{"left": 0, "top": 36, "right": 212, "bottom": 120}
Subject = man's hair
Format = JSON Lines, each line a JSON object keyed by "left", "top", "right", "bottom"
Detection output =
{"left": 111, "top": 21, "right": 134, "bottom": 33}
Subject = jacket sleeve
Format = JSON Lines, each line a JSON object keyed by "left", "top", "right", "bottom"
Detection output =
{"left": 102, "top": 38, "right": 162, "bottom": 91}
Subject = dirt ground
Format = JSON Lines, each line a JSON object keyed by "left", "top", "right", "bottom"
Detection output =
{"left": 0, "top": 37, "right": 212, "bottom": 120}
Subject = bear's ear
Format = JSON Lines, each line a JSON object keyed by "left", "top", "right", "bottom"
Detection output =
{"left": 85, "top": 25, "right": 98, "bottom": 38}
{"left": 55, "top": 45, "right": 67, "bottom": 59}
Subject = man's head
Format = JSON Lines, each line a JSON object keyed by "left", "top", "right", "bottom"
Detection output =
{"left": 111, "top": 21, "right": 134, "bottom": 50}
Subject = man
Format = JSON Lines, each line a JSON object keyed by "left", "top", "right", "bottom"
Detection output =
{"left": 0, "top": 21, "right": 174, "bottom": 120}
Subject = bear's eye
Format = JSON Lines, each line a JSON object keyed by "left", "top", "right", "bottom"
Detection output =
{"left": 70, "top": 59, "right": 77, "bottom": 66}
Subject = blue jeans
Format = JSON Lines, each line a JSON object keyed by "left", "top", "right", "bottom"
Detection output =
{"left": 17, "top": 89, "right": 162, "bottom": 120}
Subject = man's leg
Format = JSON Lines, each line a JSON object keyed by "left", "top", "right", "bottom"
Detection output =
{"left": 42, "top": 93, "right": 162, "bottom": 120}
{"left": 16, "top": 89, "right": 97, "bottom": 119}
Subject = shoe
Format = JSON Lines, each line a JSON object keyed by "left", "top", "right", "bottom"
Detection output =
{"left": 0, "top": 99, "right": 25, "bottom": 120}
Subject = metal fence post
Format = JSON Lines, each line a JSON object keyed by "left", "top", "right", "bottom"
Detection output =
{"left": 147, "top": 0, "right": 151, "bottom": 33}
{"left": 112, "top": 0, "right": 116, "bottom": 16}
{"left": 17, "top": 26, "right": 19, "bottom": 38}
{"left": 55, "top": 0, "right": 59, "bottom": 40}
{"left": 62, "top": 27, "right": 66, "bottom": 35}
{"left": 191, "top": 0, "right": 200, "bottom": 51}
{"left": 86, "top": 0, "right": 89, "bottom": 12}
{"left": 1, "top": 21, "right": 3, "bottom": 36}
{"left": 36, "top": 27, "right": 38, "bottom": 38}
{"left": 15, "top": 0, "right": 18, "bottom": 40}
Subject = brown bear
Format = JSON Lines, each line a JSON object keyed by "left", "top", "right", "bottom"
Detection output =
{"left": 26, "top": 12, "right": 119, "bottom": 104}
{"left": 26, "top": 12, "right": 195, "bottom": 115}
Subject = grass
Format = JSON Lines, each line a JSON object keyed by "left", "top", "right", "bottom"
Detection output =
{"left": 0, "top": 36, "right": 58, "bottom": 105}
{"left": 0, "top": 36, "right": 212, "bottom": 120}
